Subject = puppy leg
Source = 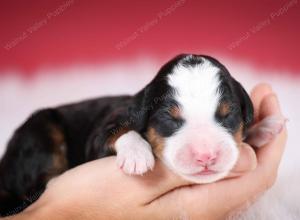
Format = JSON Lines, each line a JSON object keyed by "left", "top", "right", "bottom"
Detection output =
{"left": 0, "top": 109, "right": 68, "bottom": 216}
{"left": 115, "top": 131, "right": 155, "bottom": 175}
{"left": 246, "top": 115, "right": 287, "bottom": 148}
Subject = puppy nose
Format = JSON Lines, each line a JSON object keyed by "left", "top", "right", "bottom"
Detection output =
{"left": 195, "top": 153, "right": 217, "bottom": 166}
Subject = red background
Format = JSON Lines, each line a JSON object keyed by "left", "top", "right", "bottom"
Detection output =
{"left": 0, "top": 0, "right": 299, "bottom": 75}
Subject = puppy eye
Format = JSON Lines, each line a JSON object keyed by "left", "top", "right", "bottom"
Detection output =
{"left": 168, "top": 106, "right": 181, "bottom": 119}
{"left": 158, "top": 110, "right": 183, "bottom": 127}
{"left": 222, "top": 111, "right": 234, "bottom": 119}
{"left": 149, "top": 109, "right": 184, "bottom": 137}
{"left": 163, "top": 111, "right": 177, "bottom": 121}
{"left": 216, "top": 106, "right": 241, "bottom": 133}
{"left": 221, "top": 105, "right": 239, "bottom": 118}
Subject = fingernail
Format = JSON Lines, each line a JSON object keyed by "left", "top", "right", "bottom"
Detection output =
{"left": 259, "top": 83, "right": 273, "bottom": 91}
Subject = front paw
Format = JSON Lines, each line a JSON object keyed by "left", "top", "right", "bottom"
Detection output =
{"left": 115, "top": 131, "right": 155, "bottom": 175}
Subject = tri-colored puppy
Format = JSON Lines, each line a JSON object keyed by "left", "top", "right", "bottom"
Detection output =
{"left": 0, "top": 54, "right": 285, "bottom": 216}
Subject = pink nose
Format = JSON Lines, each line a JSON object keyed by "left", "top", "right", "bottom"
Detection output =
{"left": 195, "top": 153, "right": 217, "bottom": 166}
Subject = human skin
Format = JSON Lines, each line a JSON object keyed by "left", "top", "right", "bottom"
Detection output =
{"left": 4, "top": 84, "right": 287, "bottom": 220}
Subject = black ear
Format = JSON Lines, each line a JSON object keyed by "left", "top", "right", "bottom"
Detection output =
{"left": 128, "top": 85, "right": 153, "bottom": 132}
{"left": 232, "top": 78, "right": 254, "bottom": 128}
{"left": 128, "top": 54, "right": 184, "bottom": 132}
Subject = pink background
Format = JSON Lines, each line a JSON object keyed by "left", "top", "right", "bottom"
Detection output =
{"left": 0, "top": 0, "right": 299, "bottom": 75}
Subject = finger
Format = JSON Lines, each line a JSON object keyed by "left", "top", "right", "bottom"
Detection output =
{"left": 149, "top": 171, "right": 263, "bottom": 219}
{"left": 250, "top": 83, "right": 273, "bottom": 122}
{"left": 258, "top": 93, "right": 282, "bottom": 118}
{"left": 256, "top": 126, "right": 287, "bottom": 170}
{"left": 255, "top": 94, "right": 287, "bottom": 172}
{"left": 227, "top": 143, "right": 257, "bottom": 178}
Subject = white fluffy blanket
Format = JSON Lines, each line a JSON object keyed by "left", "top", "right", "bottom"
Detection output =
{"left": 0, "top": 57, "right": 299, "bottom": 219}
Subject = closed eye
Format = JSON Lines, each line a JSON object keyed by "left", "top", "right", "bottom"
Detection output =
{"left": 216, "top": 109, "right": 241, "bottom": 133}
{"left": 150, "top": 109, "right": 185, "bottom": 136}
{"left": 221, "top": 112, "right": 231, "bottom": 119}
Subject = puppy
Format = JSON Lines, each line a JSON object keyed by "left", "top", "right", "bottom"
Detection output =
{"left": 0, "top": 54, "right": 285, "bottom": 216}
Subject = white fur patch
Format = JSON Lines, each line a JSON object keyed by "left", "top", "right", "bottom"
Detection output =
{"left": 115, "top": 131, "right": 155, "bottom": 175}
{"left": 168, "top": 58, "right": 221, "bottom": 121}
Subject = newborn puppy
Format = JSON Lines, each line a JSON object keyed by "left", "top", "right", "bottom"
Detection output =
{"left": 0, "top": 54, "right": 285, "bottom": 216}
{"left": 114, "top": 54, "right": 285, "bottom": 182}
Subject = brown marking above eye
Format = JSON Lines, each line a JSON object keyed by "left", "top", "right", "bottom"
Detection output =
{"left": 146, "top": 127, "right": 165, "bottom": 158}
{"left": 233, "top": 122, "right": 244, "bottom": 145}
{"left": 169, "top": 105, "right": 181, "bottom": 119}
{"left": 218, "top": 102, "right": 231, "bottom": 117}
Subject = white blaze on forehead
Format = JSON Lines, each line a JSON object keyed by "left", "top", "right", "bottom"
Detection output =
{"left": 167, "top": 58, "right": 221, "bottom": 121}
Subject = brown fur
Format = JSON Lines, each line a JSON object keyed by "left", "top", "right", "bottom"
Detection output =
{"left": 169, "top": 106, "right": 181, "bottom": 119}
{"left": 146, "top": 127, "right": 165, "bottom": 158}
{"left": 218, "top": 102, "right": 231, "bottom": 116}
{"left": 50, "top": 126, "right": 65, "bottom": 145}
{"left": 45, "top": 126, "right": 68, "bottom": 181}
{"left": 233, "top": 123, "right": 244, "bottom": 145}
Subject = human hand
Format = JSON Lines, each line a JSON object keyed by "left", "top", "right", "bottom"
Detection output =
{"left": 138, "top": 83, "right": 286, "bottom": 220}
{"left": 9, "top": 151, "right": 256, "bottom": 220}
{"left": 7, "top": 83, "right": 287, "bottom": 220}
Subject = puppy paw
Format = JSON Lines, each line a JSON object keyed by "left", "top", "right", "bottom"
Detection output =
{"left": 246, "top": 115, "right": 287, "bottom": 147}
{"left": 115, "top": 131, "right": 155, "bottom": 175}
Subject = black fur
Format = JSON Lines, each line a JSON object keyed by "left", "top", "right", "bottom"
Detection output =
{"left": 0, "top": 54, "right": 253, "bottom": 216}
{"left": 212, "top": 56, "right": 254, "bottom": 134}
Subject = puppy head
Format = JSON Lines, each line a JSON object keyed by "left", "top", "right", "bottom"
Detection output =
{"left": 133, "top": 54, "right": 253, "bottom": 183}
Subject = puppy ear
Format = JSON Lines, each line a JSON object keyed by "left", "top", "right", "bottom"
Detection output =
{"left": 129, "top": 54, "right": 183, "bottom": 132}
{"left": 232, "top": 78, "right": 254, "bottom": 128}
{"left": 128, "top": 85, "right": 152, "bottom": 132}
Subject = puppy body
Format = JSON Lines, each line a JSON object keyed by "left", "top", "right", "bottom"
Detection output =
{"left": 0, "top": 54, "right": 285, "bottom": 216}
{"left": 0, "top": 96, "right": 134, "bottom": 215}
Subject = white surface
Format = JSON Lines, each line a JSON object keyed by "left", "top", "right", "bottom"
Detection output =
{"left": 0, "top": 57, "right": 299, "bottom": 219}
